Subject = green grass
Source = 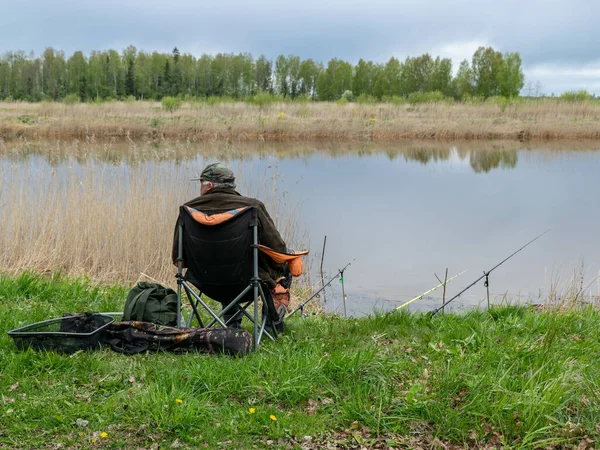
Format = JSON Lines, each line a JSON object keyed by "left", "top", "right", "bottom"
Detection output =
{"left": 1, "top": 273, "right": 600, "bottom": 449}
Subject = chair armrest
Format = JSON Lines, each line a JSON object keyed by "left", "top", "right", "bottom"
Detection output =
{"left": 257, "top": 245, "right": 309, "bottom": 277}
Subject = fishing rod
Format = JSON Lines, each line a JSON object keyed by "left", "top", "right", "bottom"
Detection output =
{"left": 396, "top": 270, "right": 467, "bottom": 310}
{"left": 429, "top": 228, "right": 552, "bottom": 317}
{"left": 286, "top": 259, "right": 354, "bottom": 318}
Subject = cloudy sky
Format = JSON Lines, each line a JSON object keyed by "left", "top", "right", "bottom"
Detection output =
{"left": 2, "top": 0, "right": 599, "bottom": 94}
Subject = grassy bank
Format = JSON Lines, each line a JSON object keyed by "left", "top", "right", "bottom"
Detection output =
{"left": 2, "top": 99, "right": 600, "bottom": 142}
{"left": 1, "top": 273, "right": 600, "bottom": 449}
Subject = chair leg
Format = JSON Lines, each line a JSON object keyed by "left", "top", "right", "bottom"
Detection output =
{"left": 222, "top": 303, "right": 243, "bottom": 328}
{"left": 257, "top": 303, "right": 271, "bottom": 347}
{"left": 253, "top": 281, "right": 259, "bottom": 350}
{"left": 258, "top": 283, "right": 276, "bottom": 344}
{"left": 206, "top": 285, "right": 252, "bottom": 328}
{"left": 178, "top": 279, "right": 276, "bottom": 346}
{"left": 183, "top": 283, "right": 204, "bottom": 327}
{"left": 176, "top": 276, "right": 183, "bottom": 329}
{"left": 183, "top": 281, "right": 227, "bottom": 327}
{"left": 236, "top": 306, "right": 275, "bottom": 342}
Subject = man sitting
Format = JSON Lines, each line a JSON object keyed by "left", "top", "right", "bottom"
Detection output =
{"left": 172, "top": 162, "right": 291, "bottom": 331}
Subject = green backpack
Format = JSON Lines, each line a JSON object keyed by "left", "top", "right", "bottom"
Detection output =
{"left": 123, "top": 282, "right": 178, "bottom": 327}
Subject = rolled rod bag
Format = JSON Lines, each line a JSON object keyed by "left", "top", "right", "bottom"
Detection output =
{"left": 103, "top": 321, "right": 252, "bottom": 356}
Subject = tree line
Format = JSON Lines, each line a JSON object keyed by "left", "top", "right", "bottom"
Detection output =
{"left": 0, "top": 46, "right": 524, "bottom": 102}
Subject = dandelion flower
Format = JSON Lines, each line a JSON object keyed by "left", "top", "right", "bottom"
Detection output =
{"left": 270, "top": 415, "right": 277, "bottom": 421}
{"left": 100, "top": 432, "right": 108, "bottom": 439}
{"left": 176, "top": 399, "right": 183, "bottom": 404}
{"left": 249, "top": 407, "right": 256, "bottom": 414}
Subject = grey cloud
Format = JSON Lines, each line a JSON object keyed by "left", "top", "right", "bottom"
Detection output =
{"left": 1, "top": 0, "right": 599, "bottom": 93}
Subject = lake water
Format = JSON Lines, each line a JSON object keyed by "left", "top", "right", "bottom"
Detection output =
{"left": 2, "top": 141, "right": 600, "bottom": 316}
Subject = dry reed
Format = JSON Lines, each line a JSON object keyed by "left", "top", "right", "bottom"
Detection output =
{"left": 2, "top": 100, "right": 600, "bottom": 142}
{"left": 537, "top": 261, "right": 600, "bottom": 311}
{"left": 0, "top": 150, "right": 312, "bottom": 307}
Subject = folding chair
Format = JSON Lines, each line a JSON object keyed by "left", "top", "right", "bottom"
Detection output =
{"left": 175, "top": 204, "right": 307, "bottom": 350}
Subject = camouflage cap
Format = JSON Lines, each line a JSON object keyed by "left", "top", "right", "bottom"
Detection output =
{"left": 192, "top": 162, "right": 236, "bottom": 184}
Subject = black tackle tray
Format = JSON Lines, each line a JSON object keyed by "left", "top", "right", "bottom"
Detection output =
{"left": 7, "top": 313, "right": 115, "bottom": 353}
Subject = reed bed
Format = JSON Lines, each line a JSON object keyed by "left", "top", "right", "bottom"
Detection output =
{"left": 0, "top": 151, "right": 310, "bottom": 304}
{"left": 2, "top": 99, "right": 600, "bottom": 142}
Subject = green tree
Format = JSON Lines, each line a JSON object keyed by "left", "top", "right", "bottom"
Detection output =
{"left": 42, "top": 48, "right": 67, "bottom": 100}
{"left": 353, "top": 59, "right": 374, "bottom": 96}
{"left": 23, "top": 52, "right": 42, "bottom": 100}
{"left": 170, "top": 47, "right": 182, "bottom": 96}
{"left": 255, "top": 55, "right": 272, "bottom": 93}
{"left": 134, "top": 51, "right": 152, "bottom": 99}
{"left": 370, "top": 65, "right": 387, "bottom": 99}
{"left": 401, "top": 54, "right": 433, "bottom": 95}
{"left": 0, "top": 55, "right": 10, "bottom": 99}
{"left": 229, "top": 53, "right": 245, "bottom": 98}
{"left": 298, "top": 59, "right": 319, "bottom": 97}
{"left": 211, "top": 53, "right": 227, "bottom": 96}
{"left": 122, "top": 46, "right": 137, "bottom": 98}
{"left": 125, "top": 58, "right": 135, "bottom": 97}
{"left": 241, "top": 53, "right": 255, "bottom": 95}
{"left": 498, "top": 52, "right": 524, "bottom": 97}
{"left": 149, "top": 52, "right": 165, "bottom": 98}
{"left": 274, "top": 55, "right": 289, "bottom": 96}
{"left": 67, "top": 50, "right": 88, "bottom": 100}
{"left": 472, "top": 46, "right": 503, "bottom": 98}
{"left": 287, "top": 55, "right": 301, "bottom": 97}
{"left": 108, "top": 49, "right": 125, "bottom": 98}
{"left": 87, "top": 50, "right": 104, "bottom": 100}
{"left": 6, "top": 52, "right": 20, "bottom": 98}
{"left": 197, "top": 54, "right": 213, "bottom": 96}
{"left": 455, "top": 59, "right": 475, "bottom": 99}
{"left": 428, "top": 57, "right": 453, "bottom": 96}
{"left": 162, "top": 58, "right": 172, "bottom": 97}
{"left": 384, "top": 57, "right": 402, "bottom": 96}
{"left": 316, "top": 58, "right": 352, "bottom": 100}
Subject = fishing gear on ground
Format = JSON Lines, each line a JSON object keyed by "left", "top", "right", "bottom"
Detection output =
{"left": 287, "top": 259, "right": 354, "bottom": 318}
{"left": 429, "top": 228, "right": 552, "bottom": 317}
{"left": 396, "top": 270, "right": 467, "bottom": 310}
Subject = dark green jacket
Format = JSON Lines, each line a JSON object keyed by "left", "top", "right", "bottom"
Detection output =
{"left": 172, "top": 188, "right": 287, "bottom": 288}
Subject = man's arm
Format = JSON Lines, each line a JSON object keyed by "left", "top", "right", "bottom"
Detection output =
{"left": 256, "top": 201, "right": 287, "bottom": 252}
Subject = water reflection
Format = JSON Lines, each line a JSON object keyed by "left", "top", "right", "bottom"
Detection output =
{"left": 2, "top": 138, "right": 599, "bottom": 173}
{"left": 469, "top": 150, "right": 518, "bottom": 173}
{"left": 2, "top": 138, "right": 600, "bottom": 316}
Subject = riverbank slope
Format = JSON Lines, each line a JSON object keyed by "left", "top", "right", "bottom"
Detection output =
{"left": 1, "top": 273, "right": 598, "bottom": 449}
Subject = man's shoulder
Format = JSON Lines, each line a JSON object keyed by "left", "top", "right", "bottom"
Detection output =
{"left": 183, "top": 195, "right": 203, "bottom": 207}
{"left": 183, "top": 191, "right": 263, "bottom": 211}
{"left": 236, "top": 194, "right": 263, "bottom": 207}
